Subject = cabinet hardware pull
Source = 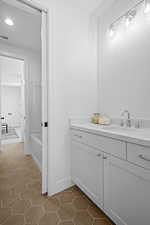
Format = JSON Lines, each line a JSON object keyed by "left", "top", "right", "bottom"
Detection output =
{"left": 103, "top": 156, "right": 108, "bottom": 160}
{"left": 138, "top": 154, "right": 150, "bottom": 162}
{"left": 74, "top": 134, "right": 82, "bottom": 138}
{"left": 97, "top": 154, "right": 101, "bottom": 157}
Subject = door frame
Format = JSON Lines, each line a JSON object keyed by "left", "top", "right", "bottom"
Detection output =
{"left": 0, "top": 0, "right": 51, "bottom": 195}
{"left": 18, "top": 0, "right": 50, "bottom": 195}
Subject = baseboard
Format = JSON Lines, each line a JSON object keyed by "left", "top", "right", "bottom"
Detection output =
{"left": 49, "top": 176, "right": 74, "bottom": 196}
{"left": 2, "top": 138, "right": 22, "bottom": 145}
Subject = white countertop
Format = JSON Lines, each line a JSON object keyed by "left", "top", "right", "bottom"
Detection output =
{"left": 70, "top": 122, "right": 150, "bottom": 147}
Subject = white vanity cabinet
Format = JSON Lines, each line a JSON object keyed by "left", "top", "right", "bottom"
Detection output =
{"left": 104, "top": 155, "right": 150, "bottom": 225}
{"left": 71, "top": 127, "right": 150, "bottom": 225}
{"left": 72, "top": 141, "right": 104, "bottom": 208}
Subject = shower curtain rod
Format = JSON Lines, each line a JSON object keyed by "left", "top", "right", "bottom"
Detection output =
{"left": 0, "top": 53, "right": 24, "bottom": 61}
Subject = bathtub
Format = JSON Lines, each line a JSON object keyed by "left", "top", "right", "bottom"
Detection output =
{"left": 30, "top": 133, "right": 42, "bottom": 170}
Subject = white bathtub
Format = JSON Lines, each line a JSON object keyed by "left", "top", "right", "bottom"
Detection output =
{"left": 31, "top": 133, "right": 42, "bottom": 170}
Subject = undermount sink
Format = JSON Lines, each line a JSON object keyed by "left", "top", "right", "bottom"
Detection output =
{"left": 102, "top": 125, "right": 138, "bottom": 133}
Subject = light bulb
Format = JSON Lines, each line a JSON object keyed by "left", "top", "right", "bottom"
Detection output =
{"left": 109, "top": 26, "right": 115, "bottom": 38}
{"left": 144, "top": 2, "right": 150, "bottom": 13}
{"left": 125, "top": 10, "right": 136, "bottom": 27}
{"left": 125, "top": 17, "right": 131, "bottom": 27}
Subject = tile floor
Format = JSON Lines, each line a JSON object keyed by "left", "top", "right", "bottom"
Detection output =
{"left": 0, "top": 143, "right": 115, "bottom": 225}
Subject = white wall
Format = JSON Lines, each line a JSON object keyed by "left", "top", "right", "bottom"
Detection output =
{"left": 38, "top": 0, "right": 98, "bottom": 194}
{"left": 1, "top": 57, "right": 24, "bottom": 128}
{"left": 0, "top": 42, "right": 41, "bottom": 150}
{"left": 1, "top": 57, "right": 24, "bottom": 83}
{"left": 1, "top": 86, "right": 21, "bottom": 127}
{"left": 98, "top": 0, "right": 150, "bottom": 119}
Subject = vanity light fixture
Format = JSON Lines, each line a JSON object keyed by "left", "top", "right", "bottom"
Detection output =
{"left": 144, "top": 0, "right": 150, "bottom": 13}
{"left": 4, "top": 18, "right": 14, "bottom": 26}
{"left": 108, "top": 0, "right": 149, "bottom": 39}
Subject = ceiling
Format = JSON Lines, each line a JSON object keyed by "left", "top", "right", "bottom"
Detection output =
{"left": 64, "top": 0, "right": 105, "bottom": 13}
{"left": 42, "top": 0, "right": 106, "bottom": 13}
{"left": 0, "top": 0, "right": 41, "bottom": 52}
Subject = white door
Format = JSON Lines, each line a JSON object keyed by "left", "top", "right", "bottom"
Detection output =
{"left": 72, "top": 141, "right": 103, "bottom": 207}
{"left": 41, "top": 11, "right": 48, "bottom": 194}
{"left": 104, "top": 155, "right": 150, "bottom": 225}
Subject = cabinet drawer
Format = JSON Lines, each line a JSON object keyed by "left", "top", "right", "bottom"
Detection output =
{"left": 71, "top": 129, "right": 126, "bottom": 159}
{"left": 127, "top": 143, "right": 150, "bottom": 170}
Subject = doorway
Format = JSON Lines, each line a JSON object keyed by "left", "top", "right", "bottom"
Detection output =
{"left": 0, "top": 0, "right": 48, "bottom": 195}
{"left": 0, "top": 55, "right": 25, "bottom": 145}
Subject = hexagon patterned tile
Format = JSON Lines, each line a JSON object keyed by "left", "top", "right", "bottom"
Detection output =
{"left": 0, "top": 143, "right": 115, "bottom": 225}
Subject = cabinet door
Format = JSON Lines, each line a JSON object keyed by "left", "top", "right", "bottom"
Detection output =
{"left": 104, "top": 155, "right": 150, "bottom": 225}
{"left": 72, "top": 141, "right": 103, "bottom": 207}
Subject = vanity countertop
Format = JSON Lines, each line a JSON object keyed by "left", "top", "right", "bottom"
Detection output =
{"left": 71, "top": 122, "right": 150, "bottom": 147}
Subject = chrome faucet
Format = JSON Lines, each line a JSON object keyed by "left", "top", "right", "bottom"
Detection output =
{"left": 121, "top": 110, "right": 131, "bottom": 127}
